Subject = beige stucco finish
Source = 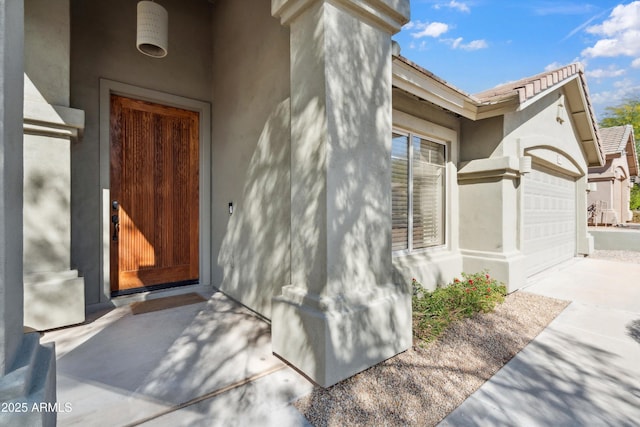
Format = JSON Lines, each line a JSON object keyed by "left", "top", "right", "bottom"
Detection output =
{"left": 211, "top": 0, "right": 291, "bottom": 319}
{"left": 70, "top": 0, "right": 213, "bottom": 305}
{"left": 11, "top": 0, "right": 610, "bottom": 393}
{"left": 459, "top": 85, "right": 594, "bottom": 291}
{"left": 589, "top": 161, "right": 633, "bottom": 224}
{"left": 23, "top": 0, "right": 86, "bottom": 331}
{"left": 271, "top": 0, "right": 411, "bottom": 387}
{"left": 0, "top": 2, "right": 56, "bottom": 425}
{"left": 588, "top": 126, "right": 637, "bottom": 225}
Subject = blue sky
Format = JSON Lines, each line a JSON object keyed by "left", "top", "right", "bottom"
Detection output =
{"left": 394, "top": 1, "right": 640, "bottom": 118}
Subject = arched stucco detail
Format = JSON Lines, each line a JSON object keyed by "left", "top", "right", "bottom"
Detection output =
{"left": 521, "top": 140, "right": 586, "bottom": 178}
{"left": 614, "top": 165, "right": 628, "bottom": 180}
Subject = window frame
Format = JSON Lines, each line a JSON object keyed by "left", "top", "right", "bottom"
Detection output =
{"left": 392, "top": 127, "right": 449, "bottom": 256}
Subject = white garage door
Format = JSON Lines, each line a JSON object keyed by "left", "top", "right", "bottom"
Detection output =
{"left": 523, "top": 164, "right": 576, "bottom": 276}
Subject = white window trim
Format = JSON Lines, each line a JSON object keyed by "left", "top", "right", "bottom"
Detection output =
{"left": 392, "top": 110, "right": 458, "bottom": 257}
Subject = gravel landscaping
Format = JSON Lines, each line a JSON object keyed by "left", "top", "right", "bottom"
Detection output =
{"left": 589, "top": 250, "right": 640, "bottom": 264}
{"left": 295, "top": 291, "right": 569, "bottom": 427}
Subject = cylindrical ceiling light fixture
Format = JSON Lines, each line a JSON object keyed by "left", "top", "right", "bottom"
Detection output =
{"left": 136, "top": 1, "right": 168, "bottom": 58}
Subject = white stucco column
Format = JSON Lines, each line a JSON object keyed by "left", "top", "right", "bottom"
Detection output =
{"left": 271, "top": 0, "right": 411, "bottom": 387}
{"left": 23, "top": 0, "right": 85, "bottom": 331}
{"left": 0, "top": 0, "right": 26, "bottom": 378}
{"left": 0, "top": 2, "right": 56, "bottom": 425}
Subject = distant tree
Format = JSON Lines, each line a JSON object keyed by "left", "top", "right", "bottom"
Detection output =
{"left": 599, "top": 95, "right": 640, "bottom": 164}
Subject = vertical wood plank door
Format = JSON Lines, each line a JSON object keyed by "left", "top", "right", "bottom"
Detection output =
{"left": 110, "top": 95, "right": 199, "bottom": 293}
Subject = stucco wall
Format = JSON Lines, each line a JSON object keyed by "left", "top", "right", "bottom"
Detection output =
{"left": 460, "top": 116, "right": 503, "bottom": 162}
{"left": 459, "top": 87, "right": 593, "bottom": 290}
{"left": 24, "top": 0, "right": 72, "bottom": 275}
{"left": 23, "top": 135, "right": 71, "bottom": 274}
{"left": 25, "top": 0, "right": 69, "bottom": 106}
{"left": 503, "top": 90, "right": 588, "bottom": 172}
{"left": 210, "top": 1, "right": 290, "bottom": 318}
{"left": 0, "top": 0, "right": 25, "bottom": 374}
{"left": 70, "top": 0, "right": 213, "bottom": 304}
{"left": 589, "top": 156, "right": 632, "bottom": 224}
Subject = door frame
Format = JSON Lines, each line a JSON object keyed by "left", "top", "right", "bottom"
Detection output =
{"left": 99, "top": 79, "right": 211, "bottom": 303}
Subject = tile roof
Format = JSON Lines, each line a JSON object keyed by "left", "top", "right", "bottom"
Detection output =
{"left": 394, "top": 55, "right": 479, "bottom": 102}
{"left": 599, "top": 124, "right": 638, "bottom": 176}
{"left": 392, "top": 56, "right": 604, "bottom": 166}
{"left": 472, "top": 63, "right": 603, "bottom": 165}
{"left": 474, "top": 63, "right": 584, "bottom": 104}
{"left": 599, "top": 125, "right": 632, "bottom": 154}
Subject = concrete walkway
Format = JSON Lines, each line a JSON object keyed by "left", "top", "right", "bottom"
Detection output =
{"left": 440, "top": 257, "right": 640, "bottom": 426}
{"left": 41, "top": 256, "right": 640, "bottom": 426}
{"left": 41, "top": 290, "right": 314, "bottom": 426}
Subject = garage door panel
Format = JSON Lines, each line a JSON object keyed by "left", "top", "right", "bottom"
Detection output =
{"left": 524, "top": 164, "right": 576, "bottom": 276}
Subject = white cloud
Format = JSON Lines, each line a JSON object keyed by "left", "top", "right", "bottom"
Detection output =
{"left": 582, "top": 2, "right": 640, "bottom": 58}
{"left": 451, "top": 37, "right": 488, "bottom": 50}
{"left": 534, "top": 4, "right": 597, "bottom": 16}
{"left": 633, "top": 58, "right": 640, "bottom": 68}
{"left": 409, "top": 21, "right": 450, "bottom": 38}
{"left": 545, "top": 62, "right": 563, "bottom": 72}
{"left": 591, "top": 78, "right": 640, "bottom": 109}
{"left": 435, "top": 1, "right": 471, "bottom": 13}
{"left": 408, "top": 41, "right": 429, "bottom": 51}
{"left": 586, "top": 66, "right": 626, "bottom": 79}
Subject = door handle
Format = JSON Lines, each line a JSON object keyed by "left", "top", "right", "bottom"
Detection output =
{"left": 112, "top": 214, "right": 119, "bottom": 241}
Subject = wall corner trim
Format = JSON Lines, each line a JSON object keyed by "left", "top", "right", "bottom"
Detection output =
{"left": 458, "top": 156, "right": 522, "bottom": 182}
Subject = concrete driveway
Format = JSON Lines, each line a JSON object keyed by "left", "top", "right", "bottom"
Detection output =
{"left": 41, "top": 290, "right": 314, "bottom": 427}
{"left": 440, "top": 257, "right": 640, "bottom": 426}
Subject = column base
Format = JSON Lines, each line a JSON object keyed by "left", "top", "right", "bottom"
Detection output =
{"left": 24, "top": 270, "right": 85, "bottom": 331}
{"left": 0, "top": 333, "right": 56, "bottom": 427}
{"left": 272, "top": 285, "right": 411, "bottom": 388}
{"left": 580, "top": 233, "right": 595, "bottom": 256}
{"left": 461, "top": 250, "right": 526, "bottom": 292}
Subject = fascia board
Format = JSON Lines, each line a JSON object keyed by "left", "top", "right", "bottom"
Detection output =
{"left": 392, "top": 59, "right": 478, "bottom": 120}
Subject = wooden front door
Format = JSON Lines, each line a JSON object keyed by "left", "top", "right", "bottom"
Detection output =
{"left": 110, "top": 95, "right": 199, "bottom": 293}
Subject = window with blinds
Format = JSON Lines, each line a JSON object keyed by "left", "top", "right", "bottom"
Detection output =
{"left": 391, "top": 131, "right": 446, "bottom": 253}
{"left": 392, "top": 133, "right": 409, "bottom": 251}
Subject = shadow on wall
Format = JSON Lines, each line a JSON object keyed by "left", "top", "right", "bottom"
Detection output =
{"left": 24, "top": 168, "right": 70, "bottom": 273}
{"left": 392, "top": 256, "right": 446, "bottom": 292}
{"left": 281, "top": 3, "right": 411, "bottom": 386}
{"left": 627, "top": 319, "right": 640, "bottom": 344}
{"left": 289, "top": 4, "right": 394, "bottom": 298}
{"left": 217, "top": 99, "right": 291, "bottom": 319}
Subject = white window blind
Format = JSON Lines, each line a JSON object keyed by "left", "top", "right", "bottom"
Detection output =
{"left": 412, "top": 136, "right": 445, "bottom": 249}
{"left": 392, "top": 131, "right": 446, "bottom": 252}
{"left": 392, "top": 133, "right": 409, "bottom": 251}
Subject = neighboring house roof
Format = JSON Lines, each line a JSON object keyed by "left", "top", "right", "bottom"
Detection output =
{"left": 599, "top": 125, "right": 639, "bottom": 177}
{"left": 392, "top": 56, "right": 604, "bottom": 167}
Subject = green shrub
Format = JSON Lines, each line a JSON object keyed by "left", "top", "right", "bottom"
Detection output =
{"left": 412, "top": 271, "right": 507, "bottom": 344}
{"left": 633, "top": 211, "right": 640, "bottom": 223}
{"left": 630, "top": 185, "right": 640, "bottom": 211}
